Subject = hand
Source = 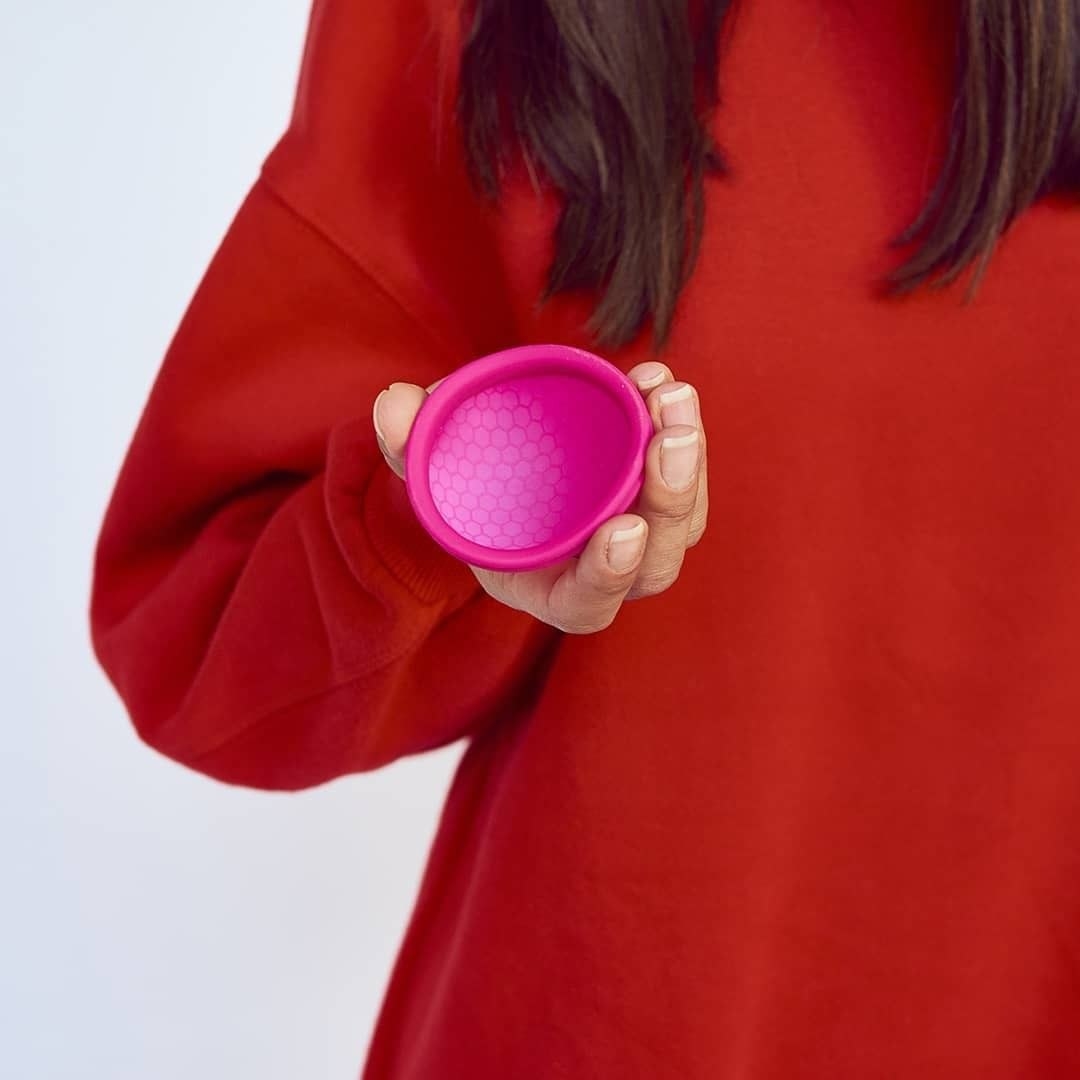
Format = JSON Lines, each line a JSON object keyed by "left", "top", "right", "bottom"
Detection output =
{"left": 373, "top": 360, "right": 708, "bottom": 633}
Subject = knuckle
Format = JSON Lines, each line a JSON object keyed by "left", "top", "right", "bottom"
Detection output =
{"left": 685, "top": 519, "right": 707, "bottom": 548}
{"left": 630, "top": 566, "right": 681, "bottom": 598}
{"left": 583, "top": 562, "right": 636, "bottom": 599}
{"left": 596, "top": 570, "right": 635, "bottom": 597}
{"left": 643, "top": 498, "right": 695, "bottom": 529}
{"left": 645, "top": 494, "right": 697, "bottom": 525}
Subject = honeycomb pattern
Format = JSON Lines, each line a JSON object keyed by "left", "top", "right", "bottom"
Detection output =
{"left": 428, "top": 385, "right": 571, "bottom": 550}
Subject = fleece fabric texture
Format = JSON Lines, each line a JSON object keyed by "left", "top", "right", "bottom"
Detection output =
{"left": 91, "top": 0, "right": 1080, "bottom": 1075}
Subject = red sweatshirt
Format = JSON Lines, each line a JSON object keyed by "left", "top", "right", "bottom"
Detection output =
{"left": 91, "top": 0, "right": 1080, "bottom": 1075}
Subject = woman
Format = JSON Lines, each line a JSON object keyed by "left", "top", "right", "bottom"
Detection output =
{"left": 90, "top": 0, "right": 1080, "bottom": 1075}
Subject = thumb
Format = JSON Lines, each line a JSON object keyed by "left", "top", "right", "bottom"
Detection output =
{"left": 372, "top": 381, "right": 427, "bottom": 480}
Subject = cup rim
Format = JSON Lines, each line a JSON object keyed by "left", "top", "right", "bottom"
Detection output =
{"left": 404, "top": 344, "right": 652, "bottom": 571}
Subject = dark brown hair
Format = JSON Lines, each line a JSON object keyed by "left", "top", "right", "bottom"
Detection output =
{"left": 455, "top": 0, "right": 1080, "bottom": 354}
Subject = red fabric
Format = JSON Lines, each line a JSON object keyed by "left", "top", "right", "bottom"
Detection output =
{"left": 90, "top": 0, "right": 1080, "bottom": 1075}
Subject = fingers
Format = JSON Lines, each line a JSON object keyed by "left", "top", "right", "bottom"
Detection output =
{"left": 645, "top": 381, "right": 709, "bottom": 551}
{"left": 629, "top": 366, "right": 709, "bottom": 548}
{"left": 628, "top": 421, "right": 701, "bottom": 598}
{"left": 372, "top": 382, "right": 427, "bottom": 479}
{"left": 625, "top": 377, "right": 710, "bottom": 598}
{"left": 472, "top": 360, "right": 712, "bottom": 629}
{"left": 547, "top": 514, "right": 649, "bottom": 633}
{"left": 685, "top": 427, "right": 709, "bottom": 549}
{"left": 476, "top": 514, "right": 649, "bottom": 634}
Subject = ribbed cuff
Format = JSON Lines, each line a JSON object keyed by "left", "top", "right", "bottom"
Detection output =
{"left": 326, "top": 416, "right": 476, "bottom": 608}
{"left": 362, "top": 462, "right": 477, "bottom": 606}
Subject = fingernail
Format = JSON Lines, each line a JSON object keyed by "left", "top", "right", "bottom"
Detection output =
{"left": 373, "top": 388, "right": 390, "bottom": 444}
{"left": 660, "top": 430, "right": 699, "bottom": 491}
{"left": 659, "top": 384, "right": 698, "bottom": 429}
{"left": 607, "top": 521, "right": 646, "bottom": 571}
{"left": 633, "top": 362, "right": 668, "bottom": 391}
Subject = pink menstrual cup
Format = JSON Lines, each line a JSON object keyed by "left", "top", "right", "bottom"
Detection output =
{"left": 404, "top": 344, "right": 652, "bottom": 572}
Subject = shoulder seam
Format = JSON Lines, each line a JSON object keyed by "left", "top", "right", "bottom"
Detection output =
{"left": 255, "top": 170, "right": 462, "bottom": 363}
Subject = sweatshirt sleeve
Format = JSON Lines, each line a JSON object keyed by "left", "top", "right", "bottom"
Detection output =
{"left": 88, "top": 0, "right": 561, "bottom": 790}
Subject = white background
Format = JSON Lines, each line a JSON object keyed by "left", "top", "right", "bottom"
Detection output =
{"left": 3, "top": 3, "right": 462, "bottom": 1076}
